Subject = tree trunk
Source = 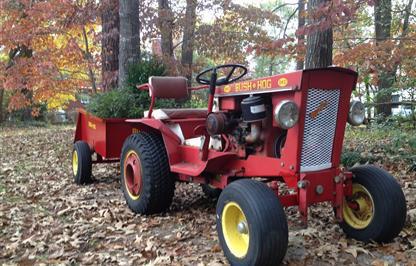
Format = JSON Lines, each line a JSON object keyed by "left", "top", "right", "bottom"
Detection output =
{"left": 296, "top": 0, "right": 305, "bottom": 70}
{"left": 119, "top": 0, "right": 141, "bottom": 88}
{"left": 305, "top": 0, "right": 333, "bottom": 69}
{"left": 82, "top": 27, "right": 97, "bottom": 94}
{"left": 158, "top": 0, "right": 174, "bottom": 58}
{"left": 0, "top": 88, "right": 4, "bottom": 123}
{"left": 181, "top": 0, "right": 197, "bottom": 85}
{"left": 374, "top": 0, "right": 393, "bottom": 116}
{"left": 101, "top": 0, "right": 120, "bottom": 91}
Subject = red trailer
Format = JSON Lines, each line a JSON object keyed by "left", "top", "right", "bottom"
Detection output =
{"left": 72, "top": 109, "right": 138, "bottom": 184}
{"left": 72, "top": 65, "right": 406, "bottom": 265}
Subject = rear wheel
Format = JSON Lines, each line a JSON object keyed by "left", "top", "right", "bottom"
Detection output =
{"left": 72, "top": 141, "right": 92, "bottom": 184}
{"left": 216, "top": 179, "right": 288, "bottom": 265}
{"left": 120, "top": 132, "right": 175, "bottom": 214}
{"left": 340, "top": 165, "right": 407, "bottom": 243}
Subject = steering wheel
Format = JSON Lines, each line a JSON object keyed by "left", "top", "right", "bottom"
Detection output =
{"left": 196, "top": 64, "right": 248, "bottom": 86}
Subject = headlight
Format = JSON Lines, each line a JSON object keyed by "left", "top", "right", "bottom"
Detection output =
{"left": 348, "top": 101, "right": 365, "bottom": 126}
{"left": 274, "top": 100, "right": 299, "bottom": 129}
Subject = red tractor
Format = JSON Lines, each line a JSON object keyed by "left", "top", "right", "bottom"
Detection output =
{"left": 72, "top": 65, "right": 407, "bottom": 265}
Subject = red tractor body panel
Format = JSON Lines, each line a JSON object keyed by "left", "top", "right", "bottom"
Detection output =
{"left": 74, "top": 67, "right": 357, "bottom": 222}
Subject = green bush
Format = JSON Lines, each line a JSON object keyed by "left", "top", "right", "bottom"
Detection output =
{"left": 88, "top": 55, "right": 208, "bottom": 119}
{"left": 126, "top": 54, "right": 166, "bottom": 88}
{"left": 8, "top": 102, "right": 47, "bottom": 122}
{"left": 86, "top": 88, "right": 144, "bottom": 118}
{"left": 88, "top": 57, "right": 172, "bottom": 119}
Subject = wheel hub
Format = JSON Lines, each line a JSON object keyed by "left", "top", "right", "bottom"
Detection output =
{"left": 343, "top": 183, "right": 375, "bottom": 229}
{"left": 124, "top": 150, "right": 142, "bottom": 200}
{"left": 221, "top": 202, "right": 250, "bottom": 258}
{"left": 237, "top": 221, "right": 248, "bottom": 234}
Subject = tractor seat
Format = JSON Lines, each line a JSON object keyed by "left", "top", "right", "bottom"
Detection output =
{"left": 144, "top": 76, "right": 207, "bottom": 119}
{"left": 144, "top": 108, "right": 207, "bottom": 120}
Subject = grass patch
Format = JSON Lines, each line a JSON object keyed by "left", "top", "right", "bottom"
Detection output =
{"left": 342, "top": 125, "right": 416, "bottom": 167}
{"left": 0, "top": 183, "right": 5, "bottom": 194}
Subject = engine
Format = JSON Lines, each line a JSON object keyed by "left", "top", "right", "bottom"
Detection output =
{"left": 206, "top": 95, "right": 270, "bottom": 156}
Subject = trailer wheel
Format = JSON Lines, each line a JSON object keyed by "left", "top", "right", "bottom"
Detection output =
{"left": 216, "top": 179, "right": 288, "bottom": 265}
{"left": 201, "top": 184, "right": 222, "bottom": 199}
{"left": 120, "top": 132, "right": 175, "bottom": 214}
{"left": 340, "top": 165, "right": 406, "bottom": 243}
{"left": 72, "top": 141, "right": 92, "bottom": 185}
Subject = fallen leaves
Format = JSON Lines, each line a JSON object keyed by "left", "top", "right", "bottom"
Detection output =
{"left": 345, "top": 246, "right": 372, "bottom": 259}
{"left": 0, "top": 125, "right": 415, "bottom": 265}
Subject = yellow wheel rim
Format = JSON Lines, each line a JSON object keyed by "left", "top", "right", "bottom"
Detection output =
{"left": 221, "top": 202, "right": 249, "bottom": 258}
{"left": 123, "top": 150, "right": 142, "bottom": 200}
{"left": 72, "top": 150, "right": 78, "bottom": 176}
{"left": 343, "top": 183, "right": 375, "bottom": 229}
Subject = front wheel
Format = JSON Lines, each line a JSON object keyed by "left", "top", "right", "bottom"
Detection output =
{"left": 340, "top": 165, "right": 407, "bottom": 243}
{"left": 216, "top": 179, "right": 288, "bottom": 265}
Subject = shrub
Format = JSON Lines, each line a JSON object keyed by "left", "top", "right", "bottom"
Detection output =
{"left": 126, "top": 54, "right": 166, "bottom": 88}
{"left": 8, "top": 102, "right": 47, "bottom": 122}
{"left": 88, "top": 57, "right": 171, "bottom": 118}
{"left": 88, "top": 55, "right": 208, "bottom": 119}
{"left": 86, "top": 88, "right": 144, "bottom": 118}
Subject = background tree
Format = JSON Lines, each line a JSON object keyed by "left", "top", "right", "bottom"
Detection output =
{"left": 158, "top": 0, "right": 174, "bottom": 59}
{"left": 374, "top": 0, "right": 393, "bottom": 116}
{"left": 180, "top": 0, "right": 197, "bottom": 84}
{"left": 101, "top": 0, "right": 120, "bottom": 91}
{"left": 305, "top": 0, "right": 333, "bottom": 69}
{"left": 296, "top": 0, "right": 305, "bottom": 70}
{"left": 0, "top": 0, "right": 100, "bottom": 116}
{"left": 118, "top": 0, "right": 141, "bottom": 88}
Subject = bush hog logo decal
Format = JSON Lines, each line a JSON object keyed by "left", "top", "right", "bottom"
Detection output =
{"left": 88, "top": 121, "right": 96, "bottom": 129}
{"left": 234, "top": 79, "right": 272, "bottom": 92}
{"left": 216, "top": 73, "right": 299, "bottom": 96}
{"left": 278, "top": 78, "right": 288, "bottom": 87}
{"left": 310, "top": 100, "right": 329, "bottom": 119}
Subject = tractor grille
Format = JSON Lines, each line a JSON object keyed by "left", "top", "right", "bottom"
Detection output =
{"left": 300, "top": 88, "right": 340, "bottom": 172}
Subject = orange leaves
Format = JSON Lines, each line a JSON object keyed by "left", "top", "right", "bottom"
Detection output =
{"left": 296, "top": 0, "right": 365, "bottom": 37}
{"left": 194, "top": 2, "right": 281, "bottom": 65}
{"left": 0, "top": 0, "right": 100, "bottom": 110}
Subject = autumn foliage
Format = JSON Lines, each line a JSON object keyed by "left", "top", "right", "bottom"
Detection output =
{"left": 0, "top": 0, "right": 99, "bottom": 112}
{"left": 0, "top": 0, "right": 415, "bottom": 121}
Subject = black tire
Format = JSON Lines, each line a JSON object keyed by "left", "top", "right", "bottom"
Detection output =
{"left": 120, "top": 132, "right": 175, "bottom": 214}
{"left": 201, "top": 184, "right": 222, "bottom": 199}
{"left": 216, "top": 179, "right": 288, "bottom": 266}
{"left": 340, "top": 165, "right": 407, "bottom": 243}
{"left": 274, "top": 131, "right": 286, "bottom": 158}
{"left": 72, "top": 141, "right": 92, "bottom": 185}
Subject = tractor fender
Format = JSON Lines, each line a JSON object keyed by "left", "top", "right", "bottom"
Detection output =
{"left": 126, "top": 118, "right": 182, "bottom": 165}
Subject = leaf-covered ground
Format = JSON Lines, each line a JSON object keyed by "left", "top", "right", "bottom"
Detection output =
{"left": 1, "top": 126, "right": 415, "bottom": 265}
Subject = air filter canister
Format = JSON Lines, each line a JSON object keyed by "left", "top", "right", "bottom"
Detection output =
{"left": 241, "top": 95, "right": 266, "bottom": 122}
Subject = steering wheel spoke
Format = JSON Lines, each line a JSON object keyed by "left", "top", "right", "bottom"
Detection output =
{"left": 225, "top": 66, "right": 237, "bottom": 82}
{"left": 196, "top": 64, "right": 247, "bottom": 87}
